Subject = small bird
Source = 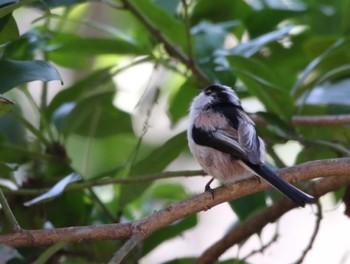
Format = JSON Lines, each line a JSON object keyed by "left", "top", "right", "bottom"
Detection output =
{"left": 187, "top": 84, "right": 315, "bottom": 207}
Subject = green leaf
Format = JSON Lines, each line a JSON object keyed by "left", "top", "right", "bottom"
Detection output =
{"left": 24, "top": 173, "right": 82, "bottom": 206}
{"left": 142, "top": 215, "right": 197, "bottom": 256}
{"left": 0, "top": 14, "right": 19, "bottom": 44}
{"left": 229, "top": 191, "right": 266, "bottom": 220}
{"left": 66, "top": 133, "right": 137, "bottom": 179}
{"left": 0, "top": 0, "right": 37, "bottom": 19}
{"left": 224, "top": 25, "right": 294, "bottom": 57}
{"left": 119, "top": 132, "right": 187, "bottom": 207}
{"left": 168, "top": 79, "right": 198, "bottom": 124}
{"left": 47, "top": 33, "right": 147, "bottom": 68}
{"left": 0, "top": 59, "right": 62, "bottom": 93}
{"left": 291, "top": 38, "right": 346, "bottom": 96}
{"left": 60, "top": 90, "right": 132, "bottom": 137}
{"left": 257, "top": 112, "right": 297, "bottom": 140}
{"left": 191, "top": 0, "right": 252, "bottom": 25}
{"left": 47, "top": 67, "right": 114, "bottom": 118}
{"left": 0, "top": 95, "right": 14, "bottom": 118}
{"left": 130, "top": 0, "right": 187, "bottom": 51}
{"left": 227, "top": 55, "right": 293, "bottom": 119}
{"left": 33, "top": 239, "right": 70, "bottom": 264}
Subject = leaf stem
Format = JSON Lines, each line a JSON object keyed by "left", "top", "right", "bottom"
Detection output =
{"left": 0, "top": 188, "right": 21, "bottom": 232}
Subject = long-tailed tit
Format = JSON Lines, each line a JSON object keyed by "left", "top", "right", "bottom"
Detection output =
{"left": 187, "top": 84, "right": 314, "bottom": 207}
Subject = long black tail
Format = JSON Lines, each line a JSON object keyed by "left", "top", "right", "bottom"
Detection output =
{"left": 246, "top": 163, "right": 315, "bottom": 207}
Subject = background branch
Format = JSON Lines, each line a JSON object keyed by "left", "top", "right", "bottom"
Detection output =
{"left": 0, "top": 158, "right": 349, "bottom": 248}
{"left": 194, "top": 174, "right": 348, "bottom": 264}
{"left": 120, "top": 0, "right": 209, "bottom": 85}
{"left": 252, "top": 114, "right": 350, "bottom": 126}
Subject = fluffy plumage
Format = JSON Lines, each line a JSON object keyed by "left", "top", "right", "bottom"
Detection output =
{"left": 187, "top": 84, "right": 314, "bottom": 207}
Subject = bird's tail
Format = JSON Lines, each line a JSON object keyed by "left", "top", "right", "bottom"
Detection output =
{"left": 246, "top": 163, "right": 315, "bottom": 207}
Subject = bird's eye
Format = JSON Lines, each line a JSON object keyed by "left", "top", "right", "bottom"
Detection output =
{"left": 204, "top": 89, "right": 212, "bottom": 95}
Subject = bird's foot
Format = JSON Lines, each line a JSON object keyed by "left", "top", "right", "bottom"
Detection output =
{"left": 205, "top": 178, "right": 215, "bottom": 200}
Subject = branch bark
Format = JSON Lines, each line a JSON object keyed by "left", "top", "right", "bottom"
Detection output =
{"left": 0, "top": 158, "right": 349, "bottom": 248}
{"left": 194, "top": 174, "right": 349, "bottom": 264}
{"left": 252, "top": 114, "right": 350, "bottom": 126}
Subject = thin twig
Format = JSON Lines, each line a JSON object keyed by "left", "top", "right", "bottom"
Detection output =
{"left": 242, "top": 225, "right": 279, "bottom": 260}
{"left": 108, "top": 233, "right": 143, "bottom": 264}
{"left": 252, "top": 114, "right": 350, "bottom": 126}
{"left": 0, "top": 158, "right": 349, "bottom": 248}
{"left": 0, "top": 188, "right": 21, "bottom": 232}
{"left": 293, "top": 202, "right": 323, "bottom": 264}
{"left": 9, "top": 170, "right": 205, "bottom": 196}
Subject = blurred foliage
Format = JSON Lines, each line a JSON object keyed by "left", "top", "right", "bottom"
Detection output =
{"left": 0, "top": 0, "right": 350, "bottom": 262}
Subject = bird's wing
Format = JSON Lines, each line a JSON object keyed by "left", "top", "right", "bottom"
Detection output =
{"left": 191, "top": 125, "right": 247, "bottom": 160}
{"left": 237, "top": 118, "right": 262, "bottom": 164}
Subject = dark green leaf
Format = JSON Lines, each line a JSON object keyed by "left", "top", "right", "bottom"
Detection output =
{"left": 191, "top": 0, "right": 252, "bottom": 25}
{"left": 142, "top": 215, "right": 197, "bottom": 256}
{"left": 119, "top": 132, "right": 187, "bottom": 207}
{"left": 47, "top": 67, "right": 114, "bottom": 118}
{"left": 130, "top": 0, "right": 187, "bottom": 51}
{"left": 0, "top": 59, "right": 62, "bottom": 93}
{"left": 168, "top": 79, "right": 198, "bottom": 124}
{"left": 291, "top": 38, "right": 346, "bottom": 96}
{"left": 31, "top": 0, "right": 85, "bottom": 8}
{"left": 0, "top": 0, "right": 37, "bottom": 19}
{"left": 0, "top": 95, "right": 14, "bottom": 118}
{"left": 60, "top": 90, "right": 132, "bottom": 137}
{"left": 0, "top": 14, "right": 18, "bottom": 44}
{"left": 229, "top": 191, "right": 266, "bottom": 220}
{"left": 257, "top": 112, "right": 297, "bottom": 139}
{"left": 227, "top": 55, "right": 293, "bottom": 119}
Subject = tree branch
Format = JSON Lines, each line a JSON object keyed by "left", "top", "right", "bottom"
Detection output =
{"left": 293, "top": 202, "right": 323, "bottom": 264}
{"left": 120, "top": 0, "right": 210, "bottom": 85}
{"left": 0, "top": 158, "right": 349, "bottom": 248}
{"left": 252, "top": 114, "right": 350, "bottom": 126}
{"left": 194, "top": 173, "right": 345, "bottom": 264}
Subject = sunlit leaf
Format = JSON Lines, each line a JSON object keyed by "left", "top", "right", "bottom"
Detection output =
{"left": 0, "top": 59, "right": 62, "bottom": 93}
{"left": 24, "top": 173, "right": 82, "bottom": 206}
{"left": 66, "top": 133, "right": 137, "bottom": 179}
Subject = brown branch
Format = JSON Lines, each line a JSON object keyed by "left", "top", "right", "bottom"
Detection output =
{"left": 120, "top": 0, "right": 210, "bottom": 85}
{"left": 194, "top": 173, "right": 347, "bottom": 264}
{"left": 0, "top": 158, "right": 349, "bottom": 248}
{"left": 252, "top": 114, "right": 350, "bottom": 126}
